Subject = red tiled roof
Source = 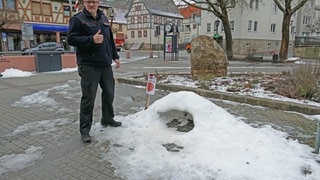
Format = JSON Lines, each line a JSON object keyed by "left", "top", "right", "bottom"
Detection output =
{"left": 178, "top": 5, "right": 201, "bottom": 18}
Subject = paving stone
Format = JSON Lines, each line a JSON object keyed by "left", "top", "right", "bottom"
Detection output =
{"left": 0, "top": 55, "right": 318, "bottom": 179}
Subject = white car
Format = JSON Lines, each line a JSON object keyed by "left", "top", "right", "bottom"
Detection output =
{"left": 22, "top": 42, "right": 64, "bottom": 55}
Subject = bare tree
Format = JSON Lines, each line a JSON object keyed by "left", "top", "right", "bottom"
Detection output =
{"left": 180, "top": 0, "right": 239, "bottom": 60}
{"left": 273, "top": 0, "right": 309, "bottom": 62}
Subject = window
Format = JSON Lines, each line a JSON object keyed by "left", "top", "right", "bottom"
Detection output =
{"left": 32, "top": 1, "right": 51, "bottom": 16}
{"left": 134, "top": 5, "right": 141, "bottom": 11}
{"left": 255, "top": 0, "right": 259, "bottom": 10}
{"left": 32, "top": 2, "right": 41, "bottom": 14}
{"left": 154, "top": 16, "right": 158, "bottom": 24}
{"left": 193, "top": 24, "right": 197, "bottom": 29}
{"left": 192, "top": 14, "right": 198, "bottom": 23}
{"left": 272, "top": 2, "right": 277, "bottom": 13}
{"left": 42, "top": 3, "right": 51, "bottom": 15}
{"left": 249, "top": 0, "right": 259, "bottom": 10}
{"left": 249, "top": 0, "right": 254, "bottom": 9}
{"left": 207, "top": 23, "right": 211, "bottom": 33}
{"left": 270, "top": 23, "right": 276, "bottom": 33}
{"left": 303, "top": 16, "right": 311, "bottom": 25}
{"left": 131, "top": 31, "right": 135, "bottom": 38}
{"left": 0, "top": 0, "right": 16, "bottom": 10}
{"left": 64, "top": 6, "right": 71, "bottom": 17}
{"left": 184, "top": 25, "right": 191, "bottom": 32}
{"left": 154, "top": 27, "right": 159, "bottom": 37}
{"left": 7, "top": 0, "right": 16, "bottom": 10}
{"left": 248, "top": 20, "right": 252, "bottom": 31}
{"left": 138, "top": 31, "right": 142, "bottom": 38}
{"left": 143, "top": 16, "right": 147, "bottom": 23}
{"left": 230, "top": 20, "right": 234, "bottom": 31}
{"left": 143, "top": 30, "right": 147, "bottom": 37}
{"left": 254, "top": 21, "right": 258, "bottom": 32}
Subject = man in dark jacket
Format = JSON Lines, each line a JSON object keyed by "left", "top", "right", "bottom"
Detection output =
{"left": 67, "top": 0, "right": 121, "bottom": 143}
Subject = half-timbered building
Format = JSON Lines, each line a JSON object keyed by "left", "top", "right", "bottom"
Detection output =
{"left": 125, "top": 0, "right": 183, "bottom": 50}
{"left": 0, "top": 0, "right": 115, "bottom": 51}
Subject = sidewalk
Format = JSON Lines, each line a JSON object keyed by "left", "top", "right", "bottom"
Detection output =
{"left": 0, "top": 55, "right": 319, "bottom": 179}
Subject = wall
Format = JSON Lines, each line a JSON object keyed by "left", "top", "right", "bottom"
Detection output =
{"left": 0, "top": 53, "right": 77, "bottom": 72}
{"left": 294, "top": 47, "right": 320, "bottom": 59}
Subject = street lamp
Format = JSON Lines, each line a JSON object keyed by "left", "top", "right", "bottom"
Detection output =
{"left": 214, "top": 19, "right": 220, "bottom": 32}
{"left": 213, "top": 19, "right": 220, "bottom": 39}
{"left": 109, "top": 8, "right": 115, "bottom": 27}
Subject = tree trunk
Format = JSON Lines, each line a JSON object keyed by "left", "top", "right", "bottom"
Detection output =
{"left": 221, "top": 9, "right": 233, "bottom": 60}
{"left": 279, "top": 14, "right": 292, "bottom": 62}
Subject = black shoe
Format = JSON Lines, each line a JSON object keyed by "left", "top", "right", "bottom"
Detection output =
{"left": 81, "top": 134, "right": 91, "bottom": 143}
{"left": 101, "top": 120, "right": 122, "bottom": 127}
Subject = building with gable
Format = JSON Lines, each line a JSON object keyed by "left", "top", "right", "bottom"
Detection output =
{"left": 178, "top": 4, "right": 201, "bottom": 45}
{"left": 125, "top": 0, "right": 183, "bottom": 50}
{"left": 0, "top": 0, "right": 116, "bottom": 52}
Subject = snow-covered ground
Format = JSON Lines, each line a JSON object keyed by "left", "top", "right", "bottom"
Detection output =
{"left": 1, "top": 68, "right": 320, "bottom": 179}
{"left": 157, "top": 74, "right": 320, "bottom": 108}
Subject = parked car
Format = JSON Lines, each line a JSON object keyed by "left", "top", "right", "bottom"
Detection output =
{"left": 22, "top": 42, "right": 64, "bottom": 55}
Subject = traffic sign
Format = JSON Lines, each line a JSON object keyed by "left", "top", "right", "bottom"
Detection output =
{"left": 146, "top": 74, "right": 156, "bottom": 95}
{"left": 213, "top": 32, "right": 220, "bottom": 39}
{"left": 21, "top": 23, "right": 34, "bottom": 40}
{"left": 1, "top": 32, "right": 7, "bottom": 42}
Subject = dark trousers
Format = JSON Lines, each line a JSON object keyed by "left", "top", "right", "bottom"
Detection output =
{"left": 78, "top": 65, "right": 115, "bottom": 135}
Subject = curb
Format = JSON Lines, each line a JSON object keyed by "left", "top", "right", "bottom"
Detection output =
{"left": 116, "top": 77, "right": 320, "bottom": 115}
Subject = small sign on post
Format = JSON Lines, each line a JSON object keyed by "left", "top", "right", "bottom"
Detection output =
{"left": 145, "top": 74, "right": 156, "bottom": 109}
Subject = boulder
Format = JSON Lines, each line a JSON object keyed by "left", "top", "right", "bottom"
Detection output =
{"left": 190, "top": 35, "right": 228, "bottom": 79}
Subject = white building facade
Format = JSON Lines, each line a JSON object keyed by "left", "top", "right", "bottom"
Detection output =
{"left": 179, "top": 0, "right": 319, "bottom": 57}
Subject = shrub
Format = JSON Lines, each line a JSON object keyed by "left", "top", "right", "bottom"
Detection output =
{"left": 275, "top": 60, "right": 320, "bottom": 102}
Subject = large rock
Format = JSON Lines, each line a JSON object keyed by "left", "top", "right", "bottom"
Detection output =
{"left": 190, "top": 35, "right": 228, "bottom": 79}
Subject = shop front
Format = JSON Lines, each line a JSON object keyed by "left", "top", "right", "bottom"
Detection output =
{"left": 1, "top": 22, "right": 70, "bottom": 52}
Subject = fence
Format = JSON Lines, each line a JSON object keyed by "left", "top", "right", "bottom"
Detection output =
{"left": 295, "top": 36, "right": 320, "bottom": 47}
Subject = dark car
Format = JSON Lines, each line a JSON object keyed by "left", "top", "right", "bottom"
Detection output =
{"left": 22, "top": 42, "right": 64, "bottom": 55}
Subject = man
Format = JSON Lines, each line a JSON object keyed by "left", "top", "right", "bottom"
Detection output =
{"left": 67, "top": 0, "right": 121, "bottom": 143}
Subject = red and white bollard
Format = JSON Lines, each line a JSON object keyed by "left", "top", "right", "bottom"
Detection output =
{"left": 145, "top": 73, "right": 156, "bottom": 109}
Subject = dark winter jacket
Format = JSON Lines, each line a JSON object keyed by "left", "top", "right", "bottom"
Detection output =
{"left": 67, "top": 8, "right": 119, "bottom": 66}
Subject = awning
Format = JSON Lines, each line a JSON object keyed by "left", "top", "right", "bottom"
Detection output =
{"left": 24, "top": 23, "right": 69, "bottom": 32}
{"left": 33, "top": 23, "right": 69, "bottom": 32}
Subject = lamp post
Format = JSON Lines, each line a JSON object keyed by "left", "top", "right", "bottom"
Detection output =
{"left": 109, "top": 8, "right": 115, "bottom": 27}
{"left": 213, "top": 19, "right": 220, "bottom": 39}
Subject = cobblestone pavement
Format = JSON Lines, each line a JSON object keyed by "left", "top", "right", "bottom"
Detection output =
{"left": 0, "top": 52, "right": 318, "bottom": 179}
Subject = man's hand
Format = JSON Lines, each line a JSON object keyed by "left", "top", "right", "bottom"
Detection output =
{"left": 114, "top": 59, "right": 120, "bottom": 69}
{"left": 93, "top": 29, "right": 103, "bottom": 44}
